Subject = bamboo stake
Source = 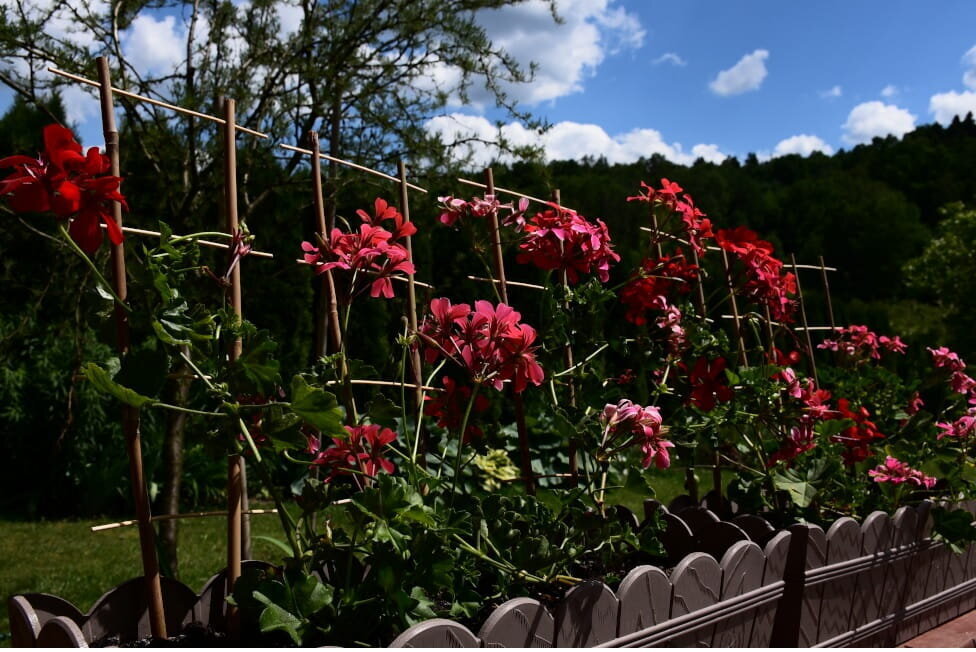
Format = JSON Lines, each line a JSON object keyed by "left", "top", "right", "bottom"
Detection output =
{"left": 323, "top": 379, "right": 442, "bottom": 391}
{"left": 790, "top": 254, "right": 819, "bottom": 387}
{"left": 91, "top": 509, "right": 280, "bottom": 533}
{"left": 399, "top": 161, "right": 427, "bottom": 463}
{"left": 721, "top": 249, "right": 749, "bottom": 367}
{"left": 279, "top": 143, "right": 427, "bottom": 193}
{"left": 690, "top": 246, "right": 708, "bottom": 320}
{"left": 484, "top": 168, "right": 535, "bottom": 495}
{"left": 222, "top": 98, "right": 244, "bottom": 629}
{"left": 457, "top": 177, "right": 561, "bottom": 210}
{"left": 466, "top": 276, "right": 544, "bottom": 291}
{"left": 96, "top": 56, "right": 167, "bottom": 640}
{"left": 309, "top": 132, "right": 342, "bottom": 359}
{"left": 552, "top": 188, "right": 579, "bottom": 487}
{"left": 819, "top": 255, "right": 836, "bottom": 330}
{"left": 49, "top": 67, "right": 267, "bottom": 138}
{"left": 98, "top": 223, "right": 273, "bottom": 257}
{"left": 240, "top": 458, "right": 251, "bottom": 561}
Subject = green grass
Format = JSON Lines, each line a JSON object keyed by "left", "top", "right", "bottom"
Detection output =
{"left": 0, "top": 512, "right": 286, "bottom": 646}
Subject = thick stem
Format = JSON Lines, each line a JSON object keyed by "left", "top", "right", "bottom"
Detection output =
{"left": 159, "top": 346, "right": 190, "bottom": 579}
{"left": 450, "top": 384, "right": 480, "bottom": 506}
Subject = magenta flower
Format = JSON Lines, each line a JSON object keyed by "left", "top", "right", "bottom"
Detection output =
{"left": 928, "top": 346, "right": 967, "bottom": 373}
{"left": 600, "top": 399, "right": 672, "bottom": 469}
{"left": 868, "top": 456, "right": 937, "bottom": 489}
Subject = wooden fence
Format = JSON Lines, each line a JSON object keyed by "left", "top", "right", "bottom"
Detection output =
{"left": 10, "top": 500, "right": 976, "bottom": 647}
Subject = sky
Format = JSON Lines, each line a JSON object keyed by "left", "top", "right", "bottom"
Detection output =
{"left": 4, "top": 0, "right": 976, "bottom": 167}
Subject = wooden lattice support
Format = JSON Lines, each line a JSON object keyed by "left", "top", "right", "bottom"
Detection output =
{"left": 790, "top": 253, "right": 819, "bottom": 387}
{"left": 819, "top": 255, "right": 836, "bottom": 330}
{"left": 552, "top": 188, "right": 579, "bottom": 486}
{"left": 398, "top": 161, "right": 427, "bottom": 463}
{"left": 484, "top": 168, "right": 535, "bottom": 495}
{"left": 95, "top": 56, "right": 167, "bottom": 640}
{"left": 720, "top": 249, "right": 748, "bottom": 367}
{"left": 221, "top": 97, "right": 244, "bottom": 631}
{"left": 308, "top": 132, "right": 342, "bottom": 359}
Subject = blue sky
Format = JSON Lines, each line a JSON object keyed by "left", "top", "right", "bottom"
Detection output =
{"left": 430, "top": 0, "right": 976, "bottom": 165}
{"left": 5, "top": 0, "right": 976, "bottom": 166}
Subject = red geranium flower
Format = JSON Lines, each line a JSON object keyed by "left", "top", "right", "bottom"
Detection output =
{"left": 0, "top": 124, "right": 127, "bottom": 253}
{"left": 424, "top": 377, "right": 491, "bottom": 443}
{"left": 686, "top": 357, "right": 734, "bottom": 411}
{"left": 309, "top": 423, "right": 397, "bottom": 483}
{"left": 516, "top": 203, "right": 619, "bottom": 284}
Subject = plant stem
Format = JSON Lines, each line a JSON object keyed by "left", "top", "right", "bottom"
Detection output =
{"left": 450, "top": 384, "right": 481, "bottom": 507}
{"left": 169, "top": 231, "right": 235, "bottom": 243}
{"left": 153, "top": 402, "right": 227, "bottom": 418}
{"left": 58, "top": 224, "right": 131, "bottom": 311}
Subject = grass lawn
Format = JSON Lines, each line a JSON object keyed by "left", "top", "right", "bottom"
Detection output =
{"left": 0, "top": 511, "right": 286, "bottom": 647}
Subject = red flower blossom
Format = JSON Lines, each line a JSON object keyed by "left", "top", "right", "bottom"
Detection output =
{"left": 619, "top": 254, "right": 698, "bottom": 325}
{"left": 436, "top": 194, "right": 527, "bottom": 228}
{"left": 627, "top": 180, "right": 713, "bottom": 255}
{"left": 831, "top": 398, "right": 885, "bottom": 465}
{"left": 715, "top": 226, "right": 796, "bottom": 322}
{"left": 768, "top": 419, "right": 817, "bottom": 466}
{"left": 300, "top": 197, "right": 415, "bottom": 300}
{"left": 309, "top": 424, "right": 397, "bottom": 482}
{"left": 516, "top": 203, "right": 619, "bottom": 284}
{"left": 906, "top": 392, "right": 924, "bottom": 416}
{"left": 424, "top": 377, "right": 491, "bottom": 443}
{"left": 0, "top": 124, "right": 127, "bottom": 253}
{"left": 419, "top": 298, "right": 544, "bottom": 394}
{"left": 686, "top": 357, "right": 734, "bottom": 411}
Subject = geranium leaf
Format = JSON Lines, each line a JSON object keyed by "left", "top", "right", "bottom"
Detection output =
{"left": 82, "top": 362, "right": 154, "bottom": 409}
{"left": 290, "top": 375, "right": 344, "bottom": 436}
{"left": 254, "top": 594, "right": 303, "bottom": 645}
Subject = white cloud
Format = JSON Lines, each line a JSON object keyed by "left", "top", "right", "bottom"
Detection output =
{"left": 963, "top": 45, "right": 976, "bottom": 90}
{"left": 929, "top": 91, "right": 976, "bottom": 124}
{"left": 425, "top": 113, "right": 727, "bottom": 167}
{"left": 880, "top": 84, "right": 898, "bottom": 98}
{"left": 473, "top": 0, "right": 645, "bottom": 105}
{"left": 121, "top": 15, "right": 186, "bottom": 76}
{"left": 275, "top": 1, "right": 305, "bottom": 36}
{"left": 842, "top": 101, "right": 916, "bottom": 144}
{"left": 819, "top": 85, "right": 842, "bottom": 99}
{"left": 653, "top": 52, "right": 686, "bottom": 67}
{"left": 709, "top": 49, "right": 769, "bottom": 96}
{"left": 772, "top": 134, "right": 834, "bottom": 158}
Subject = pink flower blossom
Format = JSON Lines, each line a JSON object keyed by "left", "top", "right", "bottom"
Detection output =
{"left": 936, "top": 409, "right": 976, "bottom": 440}
{"left": 868, "top": 456, "right": 937, "bottom": 489}
{"left": 906, "top": 392, "right": 924, "bottom": 416}
{"left": 928, "top": 346, "right": 967, "bottom": 373}
{"left": 768, "top": 419, "right": 817, "bottom": 466}
{"left": 600, "top": 398, "right": 672, "bottom": 469}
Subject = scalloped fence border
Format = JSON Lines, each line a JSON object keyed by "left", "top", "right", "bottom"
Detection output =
{"left": 9, "top": 501, "right": 976, "bottom": 647}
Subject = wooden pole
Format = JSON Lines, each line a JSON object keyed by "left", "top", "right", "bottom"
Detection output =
{"left": 399, "top": 161, "right": 427, "bottom": 464}
{"left": 553, "top": 188, "right": 579, "bottom": 486}
{"left": 790, "top": 254, "right": 819, "bottom": 387}
{"left": 690, "top": 246, "right": 708, "bottom": 320}
{"left": 222, "top": 97, "right": 243, "bottom": 628}
{"left": 484, "top": 168, "right": 535, "bottom": 495}
{"left": 721, "top": 249, "right": 749, "bottom": 367}
{"left": 309, "top": 132, "right": 342, "bottom": 357}
{"left": 95, "top": 56, "right": 167, "bottom": 640}
{"left": 819, "top": 255, "right": 836, "bottom": 330}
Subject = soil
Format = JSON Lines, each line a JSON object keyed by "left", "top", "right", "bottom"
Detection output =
{"left": 91, "top": 624, "right": 230, "bottom": 648}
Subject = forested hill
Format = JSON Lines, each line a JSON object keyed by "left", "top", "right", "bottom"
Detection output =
{"left": 485, "top": 114, "right": 976, "bottom": 356}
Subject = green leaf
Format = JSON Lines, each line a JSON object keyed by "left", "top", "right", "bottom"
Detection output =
{"left": 772, "top": 469, "right": 817, "bottom": 508}
{"left": 292, "top": 574, "right": 333, "bottom": 615}
{"left": 366, "top": 394, "right": 401, "bottom": 428}
{"left": 82, "top": 363, "right": 154, "bottom": 408}
{"left": 254, "top": 594, "right": 303, "bottom": 645}
{"left": 253, "top": 535, "right": 294, "bottom": 557}
{"left": 290, "top": 376, "right": 344, "bottom": 436}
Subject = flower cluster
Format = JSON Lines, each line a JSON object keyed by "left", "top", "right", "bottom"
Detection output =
{"left": 818, "top": 325, "right": 907, "bottom": 360}
{"left": 599, "top": 398, "right": 673, "bottom": 469}
{"left": 419, "top": 298, "right": 544, "bottom": 393}
{"left": 516, "top": 204, "right": 619, "bottom": 284}
{"left": 768, "top": 421, "right": 817, "bottom": 466}
{"left": 868, "top": 456, "right": 937, "bottom": 489}
{"left": 927, "top": 346, "right": 976, "bottom": 398}
{"left": 686, "top": 356, "right": 734, "bottom": 411}
{"left": 0, "top": 124, "right": 127, "bottom": 253}
{"left": 308, "top": 424, "right": 397, "bottom": 482}
{"left": 619, "top": 255, "right": 698, "bottom": 326}
{"left": 715, "top": 226, "right": 797, "bottom": 322}
{"left": 936, "top": 409, "right": 976, "bottom": 440}
{"left": 768, "top": 380, "right": 833, "bottom": 465}
{"left": 436, "top": 194, "right": 528, "bottom": 229}
{"left": 831, "top": 398, "right": 885, "bottom": 465}
{"left": 626, "top": 179, "right": 714, "bottom": 255}
{"left": 424, "top": 376, "right": 491, "bottom": 443}
{"left": 301, "top": 198, "right": 415, "bottom": 299}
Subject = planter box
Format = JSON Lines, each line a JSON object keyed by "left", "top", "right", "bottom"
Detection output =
{"left": 9, "top": 502, "right": 976, "bottom": 647}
